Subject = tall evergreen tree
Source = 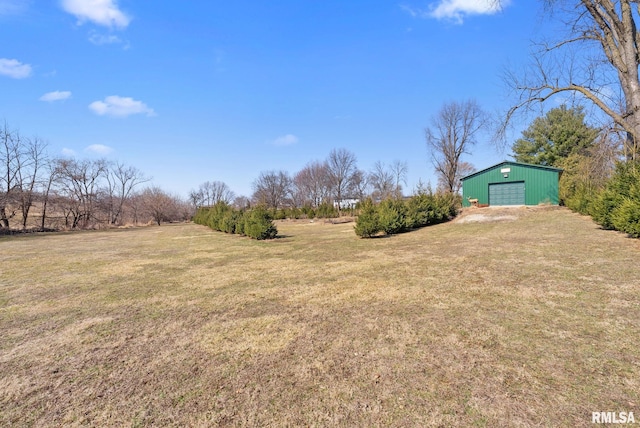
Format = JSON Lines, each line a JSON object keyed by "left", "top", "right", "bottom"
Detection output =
{"left": 512, "top": 105, "right": 599, "bottom": 167}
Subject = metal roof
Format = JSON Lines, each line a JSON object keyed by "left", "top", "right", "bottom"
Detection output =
{"left": 461, "top": 160, "right": 563, "bottom": 181}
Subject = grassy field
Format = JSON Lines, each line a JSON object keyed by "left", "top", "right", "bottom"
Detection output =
{"left": 1, "top": 206, "right": 639, "bottom": 427}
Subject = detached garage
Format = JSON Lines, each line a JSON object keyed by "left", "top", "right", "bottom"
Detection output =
{"left": 461, "top": 161, "right": 563, "bottom": 207}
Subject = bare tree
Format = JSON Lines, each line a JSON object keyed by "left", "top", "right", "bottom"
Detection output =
{"left": 586, "top": 130, "right": 620, "bottom": 186}
{"left": 16, "top": 136, "right": 48, "bottom": 229}
{"left": 40, "top": 157, "right": 60, "bottom": 230}
{"left": 126, "top": 191, "right": 145, "bottom": 225}
{"left": 190, "top": 180, "right": 235, "bottom": 208}
{"left": 208, "top": 181, "right": 235, "bottom": 205}
{"left": 232, "top": 195, "right": 251, "bottom": 210}
{"left": 141, "top": 186, "right": 183, "bottom": 225}
{"left": 143, "top": 186, "right": 169, "bottom": 226}
{"left": 369, "top": 161, "right": 395, "bottom": 201}
{"left": 56, "top": 158, "right": 107, "bottom": 228}
{"left": 0, "top": 121, "right": 182, "bottom": 230}
{"left": 293, "top": 161, "right": 331, "bottom": 207}
{"left": 390, "top": 160, "right": 408, "bottom": 198}
{"left": 426, "top": 100, "right": 485, "bottom": 193}
{"left": 188, "top": 189, "right": 204, "bottom": 208}
{"left": 0, "top": 122, "right": 20, "bottom": 228}
{"left": 348, "top": 168, "right": 370, "bottom": 201}
{"left": 501, "top": 0, "right": 640, "bottom": 160}
{"left": 437, "top": 161, "right": 475, "bottom": 193}
{"left": 104, "top": 162, "right": 150, "bottom": 225}
{"left": 326, "top": 148, "right": 358, "bottom": 211}
{"left": 252, "top": 170, "right": 293, "bottom": 210}
{"left": 0, "top": 126, "right": 50, "bottom": 229}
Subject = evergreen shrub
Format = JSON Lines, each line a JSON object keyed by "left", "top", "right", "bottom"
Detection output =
{"left": 590, "top": 161, "right": 640, "bottom": 233}
{"left": 244, "top": 206, "right": 278, "bottom": 240}
{"left": 194, "top": 203, "right": 277, "bottom": 240}
{"left": 378, "top": 199, "right": 406, "bottom": 235}
{"left": 354, "top": 199, "right": 380, "bottom": 237}
{"left": 316, "top": 202, "right": 338, "bottom": 219}
{"left": 355, "top": 192, "right": 459, "bottom": 238}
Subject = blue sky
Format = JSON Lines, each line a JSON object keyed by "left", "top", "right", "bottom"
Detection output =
{"left": 1, "top": 0, "right": 545, "bottom": 198}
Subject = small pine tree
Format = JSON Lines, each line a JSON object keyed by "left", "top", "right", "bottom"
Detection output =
{"left": 591, "top": 161, "right": 640, "bottom": 231}
{"left": 235, "top": 210, "right": 246, "bottom": 235}
{"left": 354, "top": 199, "right": 380, "bottom": 238}
{"left": 611, "top": 198, "right": 640, "bottom": 237}
{"left": 405, "top": 193, "right": 434, "bottom": 229}
{"left": 378, "top": 198, "right": 406, "bottom": 235}
{"left": 244, "top": 206, "right": 278, "bottom": 240}
{"left": 432, "top": 192, "right": 459, "bottom": 223}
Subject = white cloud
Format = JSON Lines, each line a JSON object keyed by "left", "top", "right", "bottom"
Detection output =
{"left": 84, "top": 144, "right": 113, "bottom": 155}
{"left": 40, "top": 90, "right": 72, "bottom": 102}
{"left": 402, "top": 0, "right": 510, "bottom": 24}
{"left": 61, "top": 0, "right": 131, "bottom": 28}
{"left": 61, "top": 148, "right": 76, "bottom": 157}
{"left": 89, "top": 31, "right": 120, "bottom": 44}
{"left": 0, "top": 58, "right": 32, "bottom": 79}
{"left": 271, "top": 134, "right": 299, "bottom": 146}
{"left": 88, "top": 30, "right": 129, "bottom": 48}
{"left": 89, "top": 95, "right": 156, "bottom": 117}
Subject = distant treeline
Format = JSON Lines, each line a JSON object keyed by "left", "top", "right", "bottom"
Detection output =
{"left": 190, "top": 149, "right": 410, "bottom": 216}
{"left": 4, "top": 120, "right": 463, "bottom": 236}
{"left": 1, "top": 123, "right": 190, "bottom": 231}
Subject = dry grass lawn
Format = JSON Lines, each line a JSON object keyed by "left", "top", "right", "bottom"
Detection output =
{"left": 1, "top": 206, "right": 639, "bottom": 427}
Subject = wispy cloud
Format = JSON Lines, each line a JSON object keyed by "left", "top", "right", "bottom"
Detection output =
{"left": 400, "top": 4, "right": 422, "bottom": 18}
{"left": 88, "top": 30, "right": 129, "bottom": 48}
{"left": 40, "top": 90, "right": 72, "bottom": 102}
{"left": 85, "top": 144, "right": 113, "bottom": 155}
{"left": 0, "top": 0, "right": 29, "bottom": 15}
{"left": 61, "top": 0, "right": 131, "bottom": 28}
{"left": 0, "top": 58, "right": 32, "bottom": 78}
{"left": 402, "top": 0, "right": 509, "bottom": 24}
{"left": 88, "top": 31, "right": 119, "bottom": 44}
{"left": 270, "top": 134, "right": 299, "bottom": 147}
{"left": 61, "top": 148, "right": 76, "bottom": 157}
{"left": 89, "top": 95, "right": 156, "bottom": 117}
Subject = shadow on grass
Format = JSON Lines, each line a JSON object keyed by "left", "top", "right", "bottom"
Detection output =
{"left": 273, "top": 234, "right": 294, "bottom": 240}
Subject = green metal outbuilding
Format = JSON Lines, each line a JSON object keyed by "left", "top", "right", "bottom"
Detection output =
{"left": 461, "top": 161, "right": 563, "bottom": 208}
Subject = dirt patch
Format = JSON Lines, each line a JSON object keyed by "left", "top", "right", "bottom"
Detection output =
{"left": 454, "top": 205, "right": 561, "bottom": 224}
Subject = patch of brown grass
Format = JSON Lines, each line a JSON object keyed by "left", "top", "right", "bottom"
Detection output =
{"left": 1, "top": 208, "right": 639, "bottom": 426}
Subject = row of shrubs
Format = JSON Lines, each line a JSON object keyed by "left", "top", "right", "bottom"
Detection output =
{"left": 565, "top": 161, "right": 640, "bottom": 237}
{"left": 355, "top": 192, "right": 459, "bottom": 238}
{"left": 271, "top": 203, "right": 340, "bottom": 220}
{"left": 193, "top": 203, "right": 278, "bottom": 240}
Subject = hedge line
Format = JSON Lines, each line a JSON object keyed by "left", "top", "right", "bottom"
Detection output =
{"left": 271, "top": 202, "right": 340, "bottom": 220}
{"left": 355, "top": 192, "right": 459, "bottom": 238}
{"left": 588, "top": 161, "right": 640, "bottom": 237}
{"left": 193, "top": 203, "right": 277, "bottom": 240}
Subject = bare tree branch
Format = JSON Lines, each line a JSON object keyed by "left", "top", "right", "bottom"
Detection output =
{"left": 426, "top": 100, "right": 485, "bottom": 193}
{"left": 500, "top": 0, "right": 640, "bottom": 160}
